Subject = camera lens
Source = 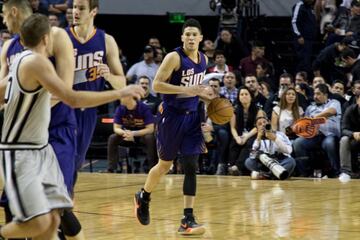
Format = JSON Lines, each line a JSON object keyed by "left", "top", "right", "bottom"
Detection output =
{"left": 265, "top": 124, "right": 271, "bottom": 131}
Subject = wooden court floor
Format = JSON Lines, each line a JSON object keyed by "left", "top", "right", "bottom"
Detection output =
{"left": 4, "top": 173, "right": 360, "bottom": 239}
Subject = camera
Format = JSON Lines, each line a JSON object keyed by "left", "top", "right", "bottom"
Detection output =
{"left": 258, "top": 153, "right": 289, "bottom": 180}
{"left": 265, "top": 123, "right": 271, "bottom": 131}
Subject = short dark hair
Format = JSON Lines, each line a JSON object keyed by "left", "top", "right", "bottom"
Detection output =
{"left": 279, "top": 73, "right": 294, "bottom": 83}
{"left": 20, "top": 13, "right": 50, "bottom": 48}
{"left": 209, "top": 78, "right": 221, "bottom": 85}
{"left": 87, "top": 0, "right": 99, "bottom": 10}
{"left": 213, "top": 49, "right": 225, "bottom": 59}
{"left": 332, "top": 80, "right": 345, "bottom": 87}
{"left": 182, "top": 18, "right": 202, "bottom": 34}
{"left": 352, "top": 80, "right": 360, "bottom": 87}
{"left": 340, "top": 47, "right": 357, "bottom": 59}
{"left": 315, "top": 83, "right": 330, "bottom": 95}
{"left": 296, "top": 71, "right": 308, "bottom": 81}
{"left": 3, "top": 0, "right": 32, "bottom": 14}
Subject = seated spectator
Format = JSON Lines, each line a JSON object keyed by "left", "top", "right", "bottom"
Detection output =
{"left": 207, "top": 79, "right": 232, "bottom": 175}
{"left": 343, "top": 80, "right": 360, "bottom": 109}
{"left": 244, "top": 74, "right": 267, "bottom": 108}
{"left": 29, "top": 0, "right": 48, "bottom": 14}
{"left": 48, "top": 13, "right": 60, "bottom": 27}
{"left": 126, "top": 45, "right": 159, "bottom": 92}
{"left": 202, "top": 39, "right": 216, "bottom": 67}
{"left": 271, "top": 87, "right": 304, "bottom": 139}
{"left": 265, "top": 73, "right": 309, "bottom": 118}
{"left": 106, "top": 96, "right": 157, "bottom": 173}
{"left": 338, "top": 94, "right": 360, "bottom": 182}
{"left": 239, "top": 41, "right": 269, "bottom": 78}
{"left": 215, "top": 28, "right": 248, "bottom": 67}
{"left": 293, "top": 84, "right": 341, "bottom": 177}
{"left": 137, "top": 76, "right": 161, "bottom": 115}
{"left": 228, "top": 87, "right": 264, "bottom": 175}
{"left": 207, "top": 50, "right": 233, "bottom": 73}
{"left": 245, "top": 116, "right": 296, "bottom": 180}
{"left": 296, "top": 82, "right": 313, "bottom": 101}
{"left": 256, "top": 61, "right": 276, "bottom": 92}
{"left": 312, "top": 76, "right": 327, "bottom": 89}
{"left": 65, "top": 7, "right": 73, "bottom": 26}
{"left": 295, "top": 71, "right": 309, "bottom": 85}
{"left": 46, "top": 0, "right": 68, "bottom": 27}
{"left": 219, "top": 71, "right": 238, "bottom": 105}
{"left": 259, "top": 81, "right": 273, "bottom": 99}
{"left": 341, "top": 47, "right": 360, "bottom": 83}
{"left": 330, "top": 80, "right": 348, "bottom": 106}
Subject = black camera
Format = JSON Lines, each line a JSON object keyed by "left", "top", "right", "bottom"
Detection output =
{"left": 265, "top": 123, "right": 272, "bottom": 131}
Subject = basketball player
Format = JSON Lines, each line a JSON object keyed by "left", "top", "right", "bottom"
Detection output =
{"left": 68, "top": 0, "right": 126, "bottom": 172}
{"left": 134, "top": 18, "right": 210, "bottom": 235}
{"left": 0, "top": 14, "right": 144, "bottom": 239}
{"left": 1, "top": 0, "right": 85, "bottom": 239}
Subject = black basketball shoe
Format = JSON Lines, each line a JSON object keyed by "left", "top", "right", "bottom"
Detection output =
{"left": 177, "top": 215, "right": 206, "bottom": 235}
{"left": 134, "top": 190, "right": 150, "bottom": 225}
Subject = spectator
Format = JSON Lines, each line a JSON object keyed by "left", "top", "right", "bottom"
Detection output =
{"left": 245, "top": 116, "right": 296, "bottom": 180}
{"left": 239, "top": 41, "right": 269, "bottom": 78}
{"left": 244, "top": 74, "right": 267, "bottom": 108}
{"left": 293, "top": 84, "right": 341, "bottom": 177}
{"left": 29, "top": 0, "right": 48, "bottom": 14}
{"left": 202, "top": 39, "right": 216, "bottom": 67}
{"left": 106, "top": 96, "right": 157, "bottom": 173}
{"left": 219, "top": 71, "right": 238, "bottom": 105}
{"left": 331, "top": 80, "right": 347, "bottom": 103}
{"left": 271, "top": 87, "right": 304, "bottom": 139}
{"left": 338, "top": 94, "right": 360, "bottom": 182}
{"left": 46, "top": 0, "right": 68, "bottom": 27}
{"left": 256, "top": 61, "right": 276, "bottom": 92}
{"left": 291, "top": 0, "right": 317, "bottom": 74}
{"left": 126, "top": 45, "right": 159, "bottom": 92}
{"left": 0, "top": 29, "right": 11, "bottom": 53}
{"left": 343, "top": 80, "right": 360, "bottom": 109}
{"left": 228, "top": 86, "right": 264, "bottom": 175}
{"left": 296, "top": 82, "right": 313, "bottom": 101}
{"left": 137, "top": 76, "right": 161, "bottom": 115}
{"left": 259, "top": 81, "right": 273, "bottom": 99}
{"left": 154, "top": 46, "right": 164, "bottom": 65}
{"left": 346, "top": 0, "right": 360, "bottom": 36}
{"left": 207, "top": 49, "right": 233, "bottom": 73}
{"left": 65, "top": 6, "right": 73, "bottom": 26}
{"left": 215, "top": 28, "right": 248, "bottom": 68}
{"left": 295, "top": 71, "right": 309, "bottom": 85}
{"left": 48, "top": 13, "right": 60, "bottom": 27}
{"left": 341, "top": 47, "right": 360, "bottom": 83}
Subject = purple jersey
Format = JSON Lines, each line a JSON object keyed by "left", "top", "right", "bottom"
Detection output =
{"left": 66, "top": 27, "right": 107, "bottom": 92}
{"left": 162, "top": 47, "right": 206, "bottom": 112}
{"left": 5, "top": 35, "right": 76, "bottom": 128}
{"left": 114, "top": 101, "right": 155, "bottom": 130}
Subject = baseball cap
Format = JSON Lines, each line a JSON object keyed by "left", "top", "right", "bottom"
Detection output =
{"left": 341, "top": 36, "right": 359, "bottom": 49}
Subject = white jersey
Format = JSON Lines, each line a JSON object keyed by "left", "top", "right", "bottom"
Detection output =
{"left": 0, "top": 50, "right": 51, "bottom": 149}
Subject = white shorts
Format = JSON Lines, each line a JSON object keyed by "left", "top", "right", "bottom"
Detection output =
{"left": 0, "top": 145, "right": 73, "bottom": 222}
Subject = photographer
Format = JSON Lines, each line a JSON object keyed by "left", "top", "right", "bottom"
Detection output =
{"left": 245, "top": 117, "right": 296, "bottom": 180}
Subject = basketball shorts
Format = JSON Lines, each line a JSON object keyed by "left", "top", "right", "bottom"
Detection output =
{"left": 0, "top": 145, "right": 73, "bottom": 222}
{"left": 74, "top": 108, "right": 97, "bottom": 170}
{"left": 156, "top": 107, "right": 206, "bottom": 160}
{"left": 49, "top": 126, "right": 77, "bottom": 196}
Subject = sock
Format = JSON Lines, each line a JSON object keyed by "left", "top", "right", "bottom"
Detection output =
{"left": 184, "top": 208, "right": 193, "bottom": 218}
{"left": 141, "top": 188, "right": 151, "bottom": 200}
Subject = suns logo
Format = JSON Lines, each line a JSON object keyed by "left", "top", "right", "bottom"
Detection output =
{"left": 74, "top": 49, "right": 104, "bottom": 81}
{"left": 180, "top": 68, "right": 205, "bottom": 87}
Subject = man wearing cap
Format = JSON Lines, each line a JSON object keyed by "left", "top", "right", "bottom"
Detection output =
{"left": 126, "top": 45, "right": 159, "bottom": 91}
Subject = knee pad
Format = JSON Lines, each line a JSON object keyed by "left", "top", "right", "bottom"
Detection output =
{"left": 181, "top": 155, "right": 198, "bottom": 196}
{"left": 61, "top": 210, "right": 82, "bottom": 237}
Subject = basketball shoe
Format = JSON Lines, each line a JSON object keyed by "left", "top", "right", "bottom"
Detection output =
{"left": 134, "top": 190, "right": 150, "bottom": 225}
{"left": 178, "top": 215, "right": 205, "bottom": 235}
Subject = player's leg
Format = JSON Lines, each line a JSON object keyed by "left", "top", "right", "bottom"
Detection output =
{"left": 178, "top": 155, "right": 205, "bottom": 235}
{"left": 33, "top": 210, "right": 61, "bottom": 240}
{"left": 49, "top": 127, "right": 85, "bottom": 240}
{"left": 134, "top": 110, "right": 184, "bottom": 225}
{"left": 177, "top": 112, "right": 206, "bottom": 235}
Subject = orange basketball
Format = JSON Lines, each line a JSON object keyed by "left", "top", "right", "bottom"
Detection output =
{"left": 207, "top": 98, "right": 234, "bottom": 125}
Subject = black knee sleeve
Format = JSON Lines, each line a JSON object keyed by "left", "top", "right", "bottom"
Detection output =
{"left": 61, "top": 210, "right": 82, "bottom": 237}
{"left": 181, "top": 155, "right": 198, "bottom": 196}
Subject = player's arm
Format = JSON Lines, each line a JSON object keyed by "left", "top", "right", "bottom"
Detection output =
{"left": 99, "top": 34, "right": 126, "bottom": 89}
{"left": 52, "top": 27, "right": 75, "bottom": 89}
{"left": 0, "top": 40, "right": 13, "bottom": 102}
{"left": 25, "top": 55, "right": 144, "bottom": 108}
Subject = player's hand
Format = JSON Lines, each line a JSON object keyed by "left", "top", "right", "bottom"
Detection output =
{"left": 97, "top": 64, "right": 111, "bottom": 80}
{"left": 186, "top": 85, "right": 207, "bottom": 97}
{"left": 119, "top": 85, "right": 145, "bottom": 100}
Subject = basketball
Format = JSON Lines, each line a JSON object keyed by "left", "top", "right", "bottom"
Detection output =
{"left": 207, "top": 98, "right": 234, "bottom": 125}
